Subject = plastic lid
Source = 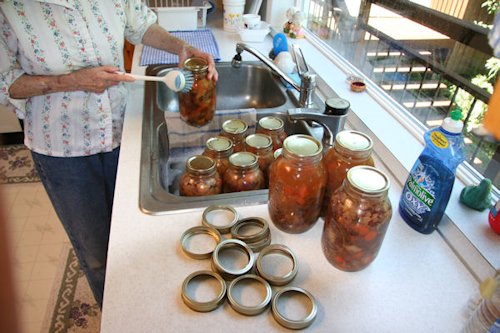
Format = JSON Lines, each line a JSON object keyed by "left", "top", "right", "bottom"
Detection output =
{"left": 206, "top": 136, "right": 233, "bottom": 152}
{"left": 283, "top": 135, "right": 322, "bottom": 157}
{"left": 258, "top": 116, "right": 284, "bottom": 131}
{"left": 336, "top": 130, "right": 373, "bottom": 152}
{"left": 442, "top": 109, "right": 464, "bottom": 134}
{"left": 222, "top": 119, "right": 248, "bottom": 134}
{"left": 245, "top": 134, "right": 273, "bottom": 149}
{"left": 325, "top": 98, "right": 350, "bottom": 115}
{"left": 347, "top": 166, "right": 390, "bottom": 194}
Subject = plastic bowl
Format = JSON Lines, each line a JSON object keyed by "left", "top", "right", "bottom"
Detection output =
{"left": 238, "top": 22, "right": 270, "bottom": 43}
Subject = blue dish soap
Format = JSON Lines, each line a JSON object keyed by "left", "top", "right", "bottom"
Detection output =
{"left": 399, "top": 109, "right": 465, "bottom": 234}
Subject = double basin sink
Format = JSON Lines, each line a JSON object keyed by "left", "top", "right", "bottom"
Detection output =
{"left": 139, "top": 61, "right": 323, "bottom": 214}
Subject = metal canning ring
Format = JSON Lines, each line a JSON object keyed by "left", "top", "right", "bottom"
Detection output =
{"left": 212, "top": 239, "right": 255, "bottom": 280}
{"left": 271, "top": 286, "right": 318, "bottom": 329}
{"left": 230, "top": 217, "right": 270, "bottom": 243}
{"left": 180, "top": 226, "right": 222, "bottom": 260}
{"left": 227, "top": 274, "right": 272, "bottom": 316}
{"left": 181, "top": 270, "right": 227, "bottom": 312}
{"left": 202, "top": 205, "right": 239, "bottom": 234}
{"left": 245, "top": 235, "right": 272, "bottom": 253}
{"left": 255, "top": 244, "right": 298, "bottom": 286}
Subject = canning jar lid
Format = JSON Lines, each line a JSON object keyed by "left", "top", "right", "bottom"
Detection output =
{"left": 229, "top": 152, "right": 259, "bottom": 168}
{"left": 336, "top": 130, "right": 373, "bottom": 152}
{"left": 222, "top": 119, "right": 248, "bottom": 134}
{"left": 347, "top": 165, "right": 390, "bottom": 194}
{"left": 245, "top": 134, "right": 273, "bottom": 150}
{"left": 258, "top": 116, "right": 284, "bottom": 131}
{"left": 186, "top": 155, "right": 216, "bottom": 174}
{"left": 206, "top": 136, "right": 233, "bottom": 153}
{"left": 283, "top": 134, "right": 323, "bottom": 158}
{"left": 183, "top": 57, "right": 208, "bottom": 73}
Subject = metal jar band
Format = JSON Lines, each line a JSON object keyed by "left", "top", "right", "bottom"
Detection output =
{"left": 211, "top": 239, "right": 255, "bottom": 280}
{"left": 230, "top": 217, "right": 271, "bottom": 252}
{"left": 227, "top": 274, "right": 272, "bottom": 316}
{"left": 181, "top": 270, "right": 227, "bottom": 312}
{"left": 271, "top": 286, "right": 318, "bottom": 329}
{"left": 202, "top": 205, "right": 239, "bottom": 234}
{"left": 255, "top": 244, "right": 298, "bottom": 286}
{"left": 180, "top": 226, "right": 223, "bottom": 259}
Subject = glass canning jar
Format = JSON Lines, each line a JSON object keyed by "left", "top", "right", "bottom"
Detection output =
{"left": 220, "top": 119, "right": 248, "bottom": 152}
{"left": 322, "top": 130, "right": 374, "bottom": 217}
{"left": 203, "top": 136, "right": 234, "bottom": 177}
{"left": 244, "top": 133, "right": 273, "bottom": 186}
{"left": 223, "top": 152, "right": 265, "bottom": 193}
{"left": 322, "top": 165, "right": 392, "bottom": 271}
{"left": 179, "top": 155, "right": 222, "bottom": 196}
{"left": 268, "top": 135, "right": 327, "bottom": 234}
{"left": 178, "top": 57, "right": 216, "bottom": 127}
{"left": 256, "top": 116, "right": 287, "bottom": 151}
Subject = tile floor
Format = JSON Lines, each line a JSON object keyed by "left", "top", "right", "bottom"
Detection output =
{"left": 1, "top": 182, "right": 70, "bottom": 333}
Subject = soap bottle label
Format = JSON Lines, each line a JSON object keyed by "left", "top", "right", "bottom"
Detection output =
{"left": 430, "top": 131, "right": 449, "bottom": 148}
{"left": 401, "top": 162, "right": 437, "bottom": 219}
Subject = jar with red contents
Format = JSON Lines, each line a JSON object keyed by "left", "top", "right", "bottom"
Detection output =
{"left": 178, "top": 57, "right": 216, "bottom": 127}
{"left": 223, "top": 152, "right": 265, "bottom": 193}
{"left": 244, "top": 133, "right": 273, "bottom": 187}
{"left": 322, "top": 130, "right": 374, "bottom": 217}
{"left": 179, "top": 155, "right": 222, "bottom": 196}
{"left": 220, "top": 119, "right": 248, "bottom": 152}
{"left": 203, "top": 136, "right": 234, "bottom": 177}
{"left": 322, "top": 165, "right": 392, "bottom": 271}
{"left": 256, "top": 116, "right": 287, "bottom": 151}
{"left": 268, "top": 134, "right": 327, "bottom": 233}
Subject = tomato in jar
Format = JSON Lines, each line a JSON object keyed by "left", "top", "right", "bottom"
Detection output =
{"left": 256, "top": 116, "right": 287, "bottom": 151}
{"left": 178, "top": 57, "right": 216, "bottom": 127}
{"left": 268, "top": 135, "right": 327, "bottom": 233}
{"left": 322, "top": 166, "right": 392, "bottom": 271}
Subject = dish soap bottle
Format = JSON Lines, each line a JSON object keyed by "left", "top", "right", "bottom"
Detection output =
{"left": 399, "top": 109, "right": 465, "bottom": 234}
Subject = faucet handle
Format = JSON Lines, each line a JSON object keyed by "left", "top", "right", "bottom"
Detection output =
{"left": 290, "top": 44, "right": 309, "bottom": 77}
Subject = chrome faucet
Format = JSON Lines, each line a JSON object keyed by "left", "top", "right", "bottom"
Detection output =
{"left": 231, "top": 43, "right": 317, "bottom": 108}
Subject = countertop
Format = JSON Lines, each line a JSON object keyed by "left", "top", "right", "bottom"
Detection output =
{"left": 100, "top": 17, "right": 478, "bottom": 332}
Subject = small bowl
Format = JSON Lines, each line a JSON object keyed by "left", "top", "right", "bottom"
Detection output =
{"left": 350, "top": 80, "right": 366, "bottom": 92}
{"left": 242, "top": 14, "right": 261, "bottom": 29}
{"left": 238, "top": 22, "right": 270, "bottom": 43}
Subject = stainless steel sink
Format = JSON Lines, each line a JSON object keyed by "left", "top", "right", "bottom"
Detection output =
{"left": 139, "top": 62, "right": 323, "bottom": 215}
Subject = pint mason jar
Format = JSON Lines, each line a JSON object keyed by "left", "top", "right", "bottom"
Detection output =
{"left": 256, "top": 116, "right": 287, "bottom": 151}
{"left": 244, "top": 133, "right": 274, "bottom": 186}
{"left": 322, "top": 130, "right": 374, "bottom": 217}
{"left": 322, "top": 166, "right": 392, "bottom": 271}
{"left": 220, "top": 119, "right": 248, "bottom": 152}
{"left": 223, "top": 152, "right": 265, "bottom": 193}
{"left": 268, "top": 134, "right": 327, "bottom": 234}
{"left": 179, "top": 155, "right": 222, "bottom": 196}
{"left": 203, "top": 136, "right": 234, "bottom": 177}
{"left": 178, "top": 57, "right": 216, "bottom": 127}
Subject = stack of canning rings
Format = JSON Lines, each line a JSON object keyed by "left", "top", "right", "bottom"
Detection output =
{"left": 179, "top": 205, "right": 318, "bottom": 329}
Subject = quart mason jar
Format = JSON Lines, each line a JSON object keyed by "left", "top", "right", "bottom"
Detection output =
{"left": 256, "top": 116, "right": 287, "bottom": 151}
{"left": 179, "top": 155, "right": 222, "bottom": 196}
{"left": 178, "top": 57, "right": 216, "bottom": 127}
{"left": 322, "top": 130, "right": 375, "bottom": 217}
{"left": 203, "top": 136, "right": 234, "bottom": 177}
{"left": 244, "top": 133, "right": 273, "bottom": 186}
{"left": 268, "top": 135, "right": 327, "bottom": 233}
{"left": 220, "top": 119, "right": 248, "bottom": 152}
{"left": 223, "top": 152, "right": 265, "bottom": 193}
{"left": 322, "top": 166, "right": 392, "bottom": 271}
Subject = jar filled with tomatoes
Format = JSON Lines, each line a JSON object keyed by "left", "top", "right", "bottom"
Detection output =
{"left": 220, "top": 119, "right": 248, "bottom": 152}
{"left": 322, "top": 130, "right": 374, "bottom": 217}
{"left": 223, "top": 152, "right": 265, "bottom": 192}
{"left": 244, "top": 133, "right": 273, "bottom": 187}
{"left": 178, "top": 57, "right": 216, "bottom": 127}
{"left": 268, "top": 135, "right": 327, "bottom": 233}
{"left": 179, "top": 155, "right": 222, "bottom": 196}
{"left": 203, "top": 136, "right": 234, "bottom": 178}
{"left": 322, "top": 165, "right": 392, "bottom": 271}
{"left": 256, "top": 116, "right": 287, "bottom": 151}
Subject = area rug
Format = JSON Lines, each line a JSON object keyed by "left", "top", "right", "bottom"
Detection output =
{"left": 42, "top": 246, "right": 101, "bottom": 333}
{"left": 0, "top": 144, "right": 39, "bottom": 184}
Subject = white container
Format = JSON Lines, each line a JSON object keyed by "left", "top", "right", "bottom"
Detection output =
{"left": 151, "top": 0, "right": 211, "bottom": 31}
{"left": 238, "top": 22, "right": 270, "bottom": 42}
{"left": 223, "top": 0, "right": 245, "bottom": 32}
{"left": 242, "top": 14, "right": 261, "bottom": 29}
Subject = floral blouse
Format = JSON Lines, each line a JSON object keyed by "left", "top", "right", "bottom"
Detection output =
{"left": 0, "top": 0, "right": 156, "bottom": 157}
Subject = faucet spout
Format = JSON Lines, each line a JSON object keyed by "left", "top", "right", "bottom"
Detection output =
{"left": 233, "top": 43, "right": 316, "bottom": 108}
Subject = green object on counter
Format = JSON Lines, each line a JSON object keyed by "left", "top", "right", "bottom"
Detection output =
{"left": 459, "top": 178, "right": 493, "bottom": 211}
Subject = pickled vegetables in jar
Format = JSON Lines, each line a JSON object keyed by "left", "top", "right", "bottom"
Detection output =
{"left": 178, "top": 57, "right": 216, "bottom": 127}
{"left": 203, "top": 136, "right": 234, "bottom": 177}
{"left": 223, "top": 152, "right": 265, "bottom": 192}
{"left": 179, "top": 155, "right": 222, "bottom": 196}
{"left": 220, "top": 119, "right": 248, "bottom": 152}
{"left": 256, "top": 116, "right": 287, "bottom": 151}
{"left": 244, "top": 133, "right": 273, "bottom": 186}
{"left": 322, "top": 166, "right": 392, "bottom": 271}
{"left": 268, "top": 135, "right": 327, "bottom": 233}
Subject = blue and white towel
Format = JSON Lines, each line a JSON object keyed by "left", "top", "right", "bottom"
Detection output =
{"left": 140, "top": 29, "right": 221, "bottom": 66}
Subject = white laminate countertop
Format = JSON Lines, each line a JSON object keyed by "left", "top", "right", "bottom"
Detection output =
{"left": 101, "top": 19, "right": 478, "bottom": 332}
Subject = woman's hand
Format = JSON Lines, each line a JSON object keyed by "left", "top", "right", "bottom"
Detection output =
{"left": 70, "top": 66, "right": 136, "bottom": 94}
{"left": 178, "top": 45, "right": 218, "bottom": 81}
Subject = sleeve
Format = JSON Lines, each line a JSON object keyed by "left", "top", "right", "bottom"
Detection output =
{"left": 123, "top": 0, "right": 158, "bottom": 45}
{"left": 0, "top": 10, "right": 27, "bottom": 119}
{"left": 489, "top": 11, "right": 500, "bottom": 58}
